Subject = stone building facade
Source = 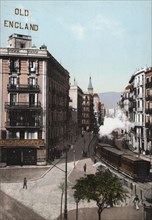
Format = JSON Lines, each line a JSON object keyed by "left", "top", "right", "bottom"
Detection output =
{"left": 0, "top": 33, "right": 69, "bottom": 165}
{"left": 69, "top": 80, "right": 83, "bottom": 140}
{"left": 120, "top": 67, "right": 152, "bottom": 154}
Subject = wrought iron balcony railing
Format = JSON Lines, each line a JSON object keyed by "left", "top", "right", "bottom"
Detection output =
{"left": 145, "top": 82, "right": 152, "bottom": 89}
{"left": 5, "top": 121, "right": 42, "bottom": 129}
{"left": 7, "top": 84, "right": 40, "bottom": 93}
{"left": 145, "top": 95, "right": 152, "bottom": 101}
{"left": 145, "top": 122, "right": 152, "bottom": 128}
{"left": 145, "top": 108, "right": 152, "bottom": 114}
{"left": 5, "top": 102, "right": 41, "bottom": 109}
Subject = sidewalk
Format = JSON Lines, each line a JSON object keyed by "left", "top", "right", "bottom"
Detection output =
{"left": 66, "top": 157, "right": 144, "bottom": 220}
{"left": 68, "top": 157, "right": 96, "bottom": 184}
{"left": 0, "top": 134, "right": 145, "bottom": 220}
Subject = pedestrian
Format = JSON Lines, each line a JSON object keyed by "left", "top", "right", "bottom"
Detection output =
{"left": 83, "top": 163, "right": 87, "bottom": 175}
{"left": 133, "top": 194, "right": 139, "bottom": 210}
{"left": 23, "top": 177, "right": 27, "bottom": 189}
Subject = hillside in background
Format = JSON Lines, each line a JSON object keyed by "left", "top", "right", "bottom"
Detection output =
{"left": 99, "top": 92, "right": 122, "bottom": 109}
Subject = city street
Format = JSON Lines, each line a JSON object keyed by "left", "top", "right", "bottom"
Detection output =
{"left": 0, "top": 132, "right": 97, "bottom": 220}
{"left": 0, "top": 132, "right": 147, "bottom": 220}
{"left": 0, "top": 191, "right": 46, "bottom": 220}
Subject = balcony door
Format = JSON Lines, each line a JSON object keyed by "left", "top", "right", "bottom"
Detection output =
{"left": 29, "top": 94, "right": 35, "bottom": 107}
{"left": 10, "top": 93, "right": 17, "bottom": 106}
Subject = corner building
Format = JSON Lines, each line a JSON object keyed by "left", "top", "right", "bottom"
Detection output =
{"left": 0, "top": 34, "right": 69, "bottom": 165}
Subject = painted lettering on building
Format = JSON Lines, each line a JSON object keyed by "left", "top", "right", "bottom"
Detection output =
{"left": 4, "top": 8, "right": 38, "bottom": 31}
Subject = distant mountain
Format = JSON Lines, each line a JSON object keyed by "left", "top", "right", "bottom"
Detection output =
{"left": 98, "top": 92, "right": 122, "bottom": 109}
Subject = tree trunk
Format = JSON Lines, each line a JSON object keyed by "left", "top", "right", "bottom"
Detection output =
{"left": 97, "top": 204, "right": 104, "bottom": 220}
{"left": 98, "top": 208, "right": 102, "bottom": 220}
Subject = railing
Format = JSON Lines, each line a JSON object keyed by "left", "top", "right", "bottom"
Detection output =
{"left": 145, "top": 122, "right": 152, "bottom": 128}
{"left": 7, "top": 84, "right": 40, "bottom": 92}
{"left": 145, "top": 95, "right": 152, "bottom": 101}
{"left": 5, "top": 121, "right": 42, "bottom": 129}
{"left": 0, "top": 48, "right": 48, "bottom": 57}
{"left": 136, "top": 107, "right": 144, "bottom": 112}
{"left": 5, "top": 102, "right": 41, "bottom": 109}
{"left": 145, "top": 82, "right": 152, "bottom": 89}
{"left": 134, "top": 121, "right": 144, "bottom": 127}
{"left": 129, "top": 106, "right": 133, "bottom": 112}
{"left": 145, "top": 108, "right": 152, "bottom": 114}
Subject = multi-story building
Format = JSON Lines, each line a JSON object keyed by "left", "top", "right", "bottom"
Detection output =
{"left": 129, "top": 69, "right": 145, "bottom": 153}
{"left": 69, "top": 79, "right": 83, "bottom": 141}
{"left": 0, "top": 33, "right": 69, "bottom": 165}
{"left": 93, "top": 93, "right": 103, "bottom": 127}
{"left": 82, "top": 77, "right": 95, "bottom": 132}
{"left": 145, "top": 67, "right": 152, "bottom": 153}
{"left": 82, "top": 91, "right": 94, "bottom": 132}
{"left": 120, "top": 67, "right": 152, "bottom": 154}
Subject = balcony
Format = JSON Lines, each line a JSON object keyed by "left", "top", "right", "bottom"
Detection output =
{"left": 145, "top": 108, "right": 152, "bottom": 114}
{"left": 134, "top": 121, "right": 144, "bottom": 127}
{"left": 5, "top": 102, "right": 41, "bottom": 110}
{"left": 136, "top": 107, "right": 144, "bottom": 112}
{"left": 129, "top": 106, "right": 133, "bottom": 112}
{"left": 7, "top": 84, "right": 40, "bottom": 93}
{"left": 145, "top": 95, "right": 152, "bottom": 101}
{"left": 145, "top": 122, "right": 152, "bottom": 128}
{"left": 145, "top": 82, "right": 152, "bottom": 89}
{"left": 5, "top": 121, "right": 42, "bottom": 129}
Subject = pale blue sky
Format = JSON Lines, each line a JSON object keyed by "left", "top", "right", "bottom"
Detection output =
{"left": 0, "top": 0, "right": 151, "bottom": 93}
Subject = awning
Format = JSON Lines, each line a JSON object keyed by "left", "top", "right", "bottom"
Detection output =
{"left": 2, "top": 145, "right": 40, "bottom": 149}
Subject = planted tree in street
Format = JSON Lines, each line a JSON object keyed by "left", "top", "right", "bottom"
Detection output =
{"left": 72, "top": 171, "right": 128, "bottom": 220}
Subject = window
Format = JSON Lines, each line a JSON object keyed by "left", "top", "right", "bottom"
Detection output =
{"left": 29, "top": 94, "right": 35, "bottom": 106}
{"left": 9, "top": 76, "right": 18, "bottom": 85}
{"left": 10, "top": 93, "right": 17, "bottom": 105}
{"left": 9, "top": 59, "right": 19, "bottom": 73}
{"left": 28, "top": 77, "right": 36, "bottom": 85}
{"left": 20, "top": 43, "right": 25, "bottom": 48}
{"left": 29, "top": 60, "right": 36, "bottom": 73}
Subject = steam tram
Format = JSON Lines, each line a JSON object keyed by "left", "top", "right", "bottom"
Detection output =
{"left": 96, "top": 143, "right": 151, "bottom": 181}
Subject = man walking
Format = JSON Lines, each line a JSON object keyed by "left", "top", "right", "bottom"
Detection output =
{"left": 23, "top": 177, "right": 27, "bottom": 189}
{"left": 83, "top": 163, "right": 87, "bottom": 175}
{"left": 133, "top": 194, "right": 140, "bottom": 210}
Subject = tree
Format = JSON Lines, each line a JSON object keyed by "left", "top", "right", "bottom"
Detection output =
{"left": 72, "top": 171, "right": 128, "bottom": 220}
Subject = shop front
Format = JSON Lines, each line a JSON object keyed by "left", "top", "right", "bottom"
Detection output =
{"left": 0, "top": 139, "right": 46, "bottom": 166}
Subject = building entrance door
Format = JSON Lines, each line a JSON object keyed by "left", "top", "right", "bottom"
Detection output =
{"left": 23, "top": 148, "right": 37, "bottom": 165}
{"left": 7, "top": 148, "right": 21, "bottom": 165}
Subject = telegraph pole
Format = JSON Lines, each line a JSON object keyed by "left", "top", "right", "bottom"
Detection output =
{"left": 64, "top": 147, "right": 68, "bottom": 220}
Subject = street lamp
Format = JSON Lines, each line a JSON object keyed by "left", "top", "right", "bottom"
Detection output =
{"left": 50, "top": 146, "right": 68, "bottom": 220}
{"left": 71, "top": 144, "right": 76, "bottom": 168}
{"left": 83, "top": 138, "right": 86, "bottom": 157}
{"left": 74, "top": 197, "right": 80, "bottom": 220}
{"left": 64, "top": 146, "right": 68, "bottom": 220}
{"left": 73, "top": 149, "right": 76, "bottom": 168}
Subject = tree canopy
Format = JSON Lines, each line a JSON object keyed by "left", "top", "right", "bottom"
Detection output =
{"left": 72, "top": 171, "right": 128, "bottom": 220}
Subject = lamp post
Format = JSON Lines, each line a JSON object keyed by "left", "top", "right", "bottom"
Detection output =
{"left": 50, "top": 145, "right": 68, "bottom": 220}
{"left": 64, "top": 147, "right": 68, "bottom": 220}
{"left": 83, "top": 138, "right": 86, "bottom": 157}
{"left": 73, "top": 149, "right": 75, "bottom": 168}
{"left": 71, "top": 144, "right": 76, "bottom": 168}
{"left": 74, "top": 197, "right": 79, "bottom": 220}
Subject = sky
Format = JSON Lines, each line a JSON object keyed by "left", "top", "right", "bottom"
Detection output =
{"left": 0, "top": 0, "right": 151, "bottom": 93}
